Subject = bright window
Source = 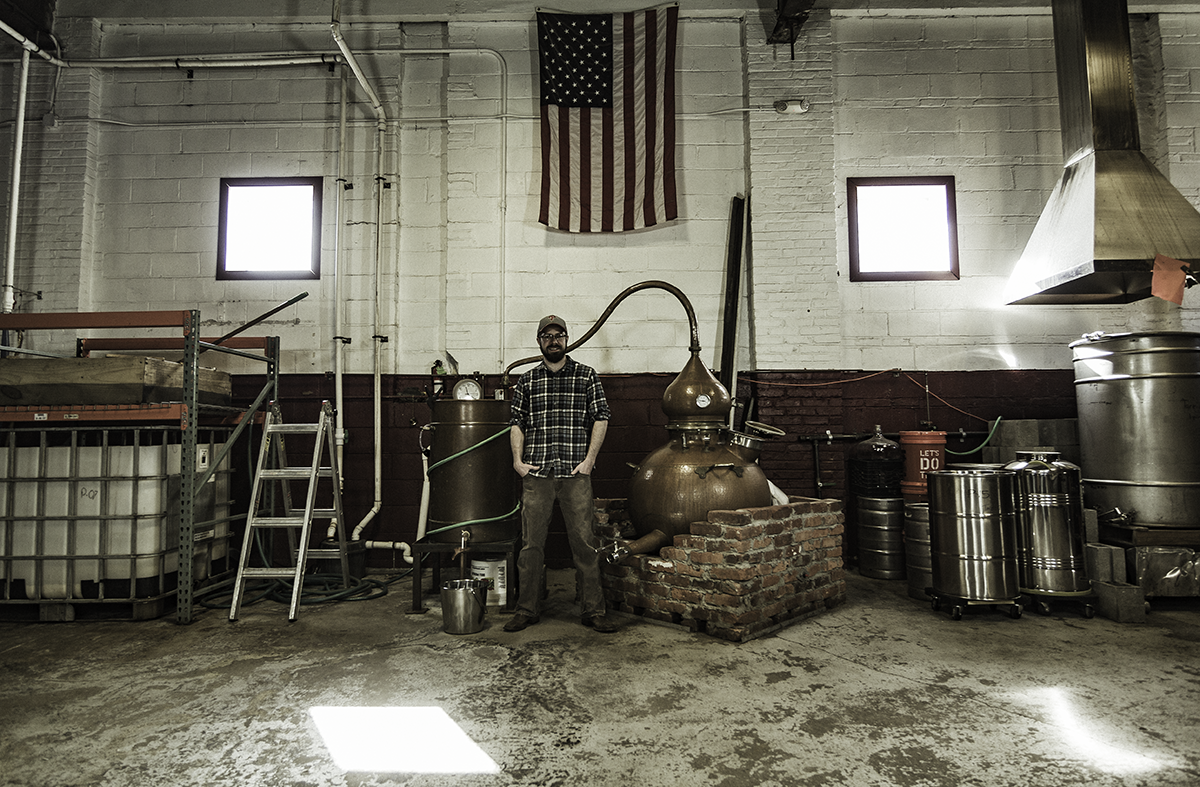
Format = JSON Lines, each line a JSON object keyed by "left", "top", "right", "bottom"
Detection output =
{"left": 847, "top": 176, "right": 960, "bottom": 282}
{"left": 217, "top": 177, "right": 322, "bottom": 280}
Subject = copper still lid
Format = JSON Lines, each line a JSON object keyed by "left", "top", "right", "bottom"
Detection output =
{"left": 661, "top": 351, "right": 731, "bottom": 428}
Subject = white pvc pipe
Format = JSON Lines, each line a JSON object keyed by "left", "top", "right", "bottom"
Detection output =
{"left": 331, "top": 3, "right": 387, "bottom": 540}
{"left": 333, "top": 67, "right": 349, "bottom": 481}
{"left": 2, "top": 48, "right": 30, "bottom": 314}
{"left": 363, "top": 541, "right": 413, "bottom": 564}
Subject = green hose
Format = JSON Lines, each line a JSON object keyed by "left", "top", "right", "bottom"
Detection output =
{"left": 426, "top": 425, "right": 513, "bottom": 474}
{"left": 945, "top": 416, "right": 1003, "bottom": 457}
{"left": 423, "top": 501, "right": 523, "bottom": 537}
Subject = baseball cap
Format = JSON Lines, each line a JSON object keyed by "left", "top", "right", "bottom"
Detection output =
{"left": 537, "top": 315, "right": 567, "bottom": 335}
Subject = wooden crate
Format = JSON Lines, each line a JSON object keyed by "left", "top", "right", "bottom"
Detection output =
{"left": 0, "top": 356, "right": 231, "bottom": 406}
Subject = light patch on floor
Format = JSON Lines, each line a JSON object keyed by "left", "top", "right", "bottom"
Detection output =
{"left": 1025, "top": 687, "right": 1170, "bottom": 776}
{"left": 308, "top": 706, "right": 499, "bottom": 774}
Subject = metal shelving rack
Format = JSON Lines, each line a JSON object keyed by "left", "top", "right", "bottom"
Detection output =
{"left": 0, "top": 309, "right": 280, "bottom": 623}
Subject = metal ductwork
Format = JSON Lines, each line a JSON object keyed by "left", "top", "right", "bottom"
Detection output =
{"left": 1007, "top": 0, "right": 1200, "bottom": 305}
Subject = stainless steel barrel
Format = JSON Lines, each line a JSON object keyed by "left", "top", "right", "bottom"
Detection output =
{"left": 1071, "top": 331, "right": 1200, "bottom": 528}
{"left": 857, "top": 496, "right": 906, "bottom": 580}
{"left": 426, "top": 400, "right": 519, "bottom": 543}
{"left": 903, "top": 502, "right": 932, "bottom": 600}
{"left": 928, "top": 469, "right": 1019, "bottom": 602}
{"left": 1004, "top": 451, "right": 1089, "bottom": 595}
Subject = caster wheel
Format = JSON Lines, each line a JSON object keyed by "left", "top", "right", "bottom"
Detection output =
{"left": 1084, "top": 604, "right": 1096, "bottom": 619}
{"left": 931, "top": 596, "right": 940, "bottom": 611}
{"left": 1009, "top": 603, "right": 1023, "bottom": 619}
{"left": 1037, "top": 601, "right": 1051, "bottom": 616}
{"left": 950, "top": 606, "right": 963, "bottom": 621}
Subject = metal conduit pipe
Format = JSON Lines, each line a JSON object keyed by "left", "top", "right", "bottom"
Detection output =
{"left": 503, "top": 280, "right": 701, "bottom": 378}
{"left": 0, "top": 18, "right": 340, "bottom": 69}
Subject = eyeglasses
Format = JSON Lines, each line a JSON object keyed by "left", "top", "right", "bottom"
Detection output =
{"left": 538, "top": 332, "right": 567, "bottom": 342}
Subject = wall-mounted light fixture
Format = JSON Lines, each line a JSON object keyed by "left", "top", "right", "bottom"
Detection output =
{"left": 773, "top": 99, "right": 810, "bottom": 114}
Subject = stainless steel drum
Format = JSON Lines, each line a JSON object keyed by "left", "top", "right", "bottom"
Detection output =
{"left": 1003, "top": 451, "right": 1089, "bottom": 595}
{"left": 1071, "top": 331, "right": 1200, "bottom": 528}
{"left": 903, "top": 502, "right": 932, "bottom": 600}
{"left": 426, "top": 400, "right": 519, "bottom": 543}
{"left": 857, "top": 497, "right": 905, "bottom": 580}
{"left": 928, "top": 469, "right": 1019, "bottom": 603}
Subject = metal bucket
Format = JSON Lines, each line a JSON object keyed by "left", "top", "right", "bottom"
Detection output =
{"left": 857, "top": 496, "right": 906, "bottom": 580}
{"left": 928, "top": 470, "right": 1019, "bottom": 603}
{"left": 1004, "top": 451, "right": 1088, "bottom": 595}
{"left": 440, "top": 578, "right": 488, "bottom": 634}
{"left": 903, "top": 502, "right": 932, "bottom": 600}
{"left": 426, "top": 400, "right": 519, "bottom": 543}
{"left": 1071, "top": 331, "right": 1200, "bottom": 528}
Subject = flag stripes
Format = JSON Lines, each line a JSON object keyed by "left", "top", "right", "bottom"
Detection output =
{"left": 538, "top": 5, "right": 678, "bottom": 233}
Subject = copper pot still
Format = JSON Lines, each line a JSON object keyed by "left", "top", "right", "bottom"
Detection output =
{"left": 620, "top": 351, "right": 784, "bottom": 560}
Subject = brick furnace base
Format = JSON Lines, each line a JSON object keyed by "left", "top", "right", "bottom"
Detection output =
{"left": 594, "top": 497, "right": 846, "bottom": 643}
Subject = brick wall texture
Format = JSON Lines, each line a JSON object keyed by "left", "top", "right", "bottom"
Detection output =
{"left": 595, "top": 497, "right": 846, "bottom": 643}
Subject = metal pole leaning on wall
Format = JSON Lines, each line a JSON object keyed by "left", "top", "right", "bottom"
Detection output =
{"left": 719, "top": 195, "right": 746, "bottom": 396}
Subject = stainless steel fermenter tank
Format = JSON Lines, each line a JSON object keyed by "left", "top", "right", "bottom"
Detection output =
{"left": 927, "top": 469, "right": 1020, "bottom": 606}
{"left": 425, "top": 399, "right": 519, "bottom": 543}
{"left": 1070, "top": 331, "right": 1200, "bottom": 528}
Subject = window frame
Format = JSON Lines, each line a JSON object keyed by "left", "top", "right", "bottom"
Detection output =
{"left": 217, "top": 176, "right": 323, "bottom": 281}
{"left": 847, "top": 175, "right": 961, "bottom": 283}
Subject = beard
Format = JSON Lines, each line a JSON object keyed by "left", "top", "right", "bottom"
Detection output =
{"left": 541, "top": 345, "right": 565, "bottom": 364}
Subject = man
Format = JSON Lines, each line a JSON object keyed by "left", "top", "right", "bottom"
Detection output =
{"left": 505, "top": 314, "right": 617, "bottom": 633}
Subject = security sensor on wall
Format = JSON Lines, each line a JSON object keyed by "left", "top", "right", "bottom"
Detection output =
{"left": 773, "top": 99, "right": 810, "bottom": 114}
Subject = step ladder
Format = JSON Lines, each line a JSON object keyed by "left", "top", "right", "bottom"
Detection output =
{"left": 229, "top": 400, "right": 350, "bottom": 621}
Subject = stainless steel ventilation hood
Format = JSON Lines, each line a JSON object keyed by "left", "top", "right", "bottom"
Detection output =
{"left": 1008, "top": 0, "right": 1200, "bottom": 305}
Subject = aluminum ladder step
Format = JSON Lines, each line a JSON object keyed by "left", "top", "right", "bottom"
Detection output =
{"left": 259, "top": 467, "right": 335, "bottom": 480}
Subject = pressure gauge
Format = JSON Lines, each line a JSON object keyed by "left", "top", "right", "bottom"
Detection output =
{"left": 452, "top": 377, "right": 484, "bottom": 400}
{"left": 695, "top": 393, "right": 712, "bottom": 408}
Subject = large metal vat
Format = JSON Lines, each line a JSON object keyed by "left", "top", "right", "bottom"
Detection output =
{"left": 927, "top": 469, "right": 1019, "bottom": 603}
{"left": 1071, "top": 331, "right": 1200, "bottom": 528}
{"left": 1003, "top": 451, "right": 1088, "bottom": 595}
{"left": 425, "top": 400, "right": 519, "bottom": 543}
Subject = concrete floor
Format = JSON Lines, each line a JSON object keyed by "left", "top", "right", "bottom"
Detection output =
{"left": 1, "top": 569, "right": 1198, "bottom": 787}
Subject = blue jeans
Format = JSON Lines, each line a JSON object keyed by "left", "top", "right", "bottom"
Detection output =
{"left": 516, "top": 474, "right": 605, "bottom": 618}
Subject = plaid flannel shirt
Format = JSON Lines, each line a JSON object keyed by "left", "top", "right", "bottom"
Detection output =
{"left": 510, "top": 356, "right": 610, "bottom": 478}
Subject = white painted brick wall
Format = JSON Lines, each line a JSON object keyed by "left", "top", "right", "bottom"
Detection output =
{"left": 819, "top": 8, "right": 1200, "bottom": 370}
{"left": 4, "top": 5, "right": 1200, "bottom": 372}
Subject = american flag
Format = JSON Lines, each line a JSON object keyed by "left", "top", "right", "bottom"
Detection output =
{"left": 537, "top": 5, "right": 679, "bottom": 233}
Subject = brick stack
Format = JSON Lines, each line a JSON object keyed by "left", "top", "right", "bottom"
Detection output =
{"left": 595, "top": 497, "right": 846, "bottom": 643}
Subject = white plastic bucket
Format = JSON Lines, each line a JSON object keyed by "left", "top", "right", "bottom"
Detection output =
{"left": 469, "top": 556, "right": 507, "bottom": 606}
